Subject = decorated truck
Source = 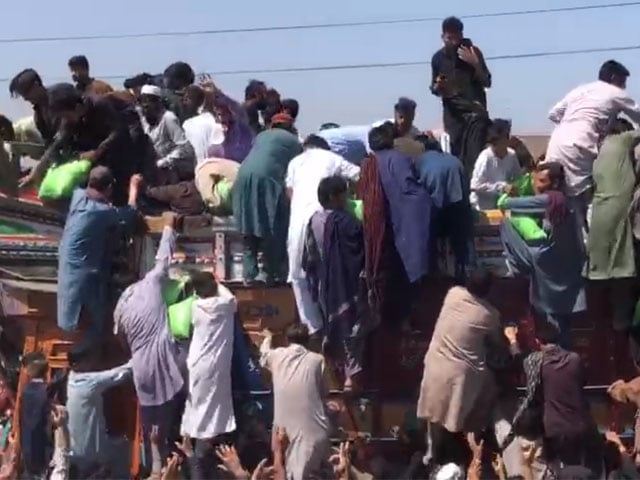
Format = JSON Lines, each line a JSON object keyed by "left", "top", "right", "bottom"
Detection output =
{"left": 0, "top": 142, "right": 636, "bottom": 474}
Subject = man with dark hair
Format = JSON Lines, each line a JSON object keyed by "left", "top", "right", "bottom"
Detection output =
{"left": 361, "top": 122, "right": 432, "bottom": 327}
{"left": 233, "top": 111, "right": 302, "bottom": 283}
{"left": 392, "top": 97, "right": 425, "bottom": 158}
{"left": 20, "top": 351, "right": 50, "bottom": 480}
{"left": 163, "top": 62, "right": 196, "bottom": 123}
{"left": 417, "top": 268, "right": 516, "bottom": 470}
{"left": 9, "top": 68, "right": 58, "bottom": 144}
{"left": 286, "top": 131, "right": 359, "bottom": 336}
{"left": 430, "top": 15, "right": 491, "bottom": 175}
{"left": 470, "top": 118, "right": 521, "bottom": 210}
{"left": 66, "top": 345, "right": 132, "bottom": 477}
{"left": 260, "top": 323, "right": 332, "bottom": 479}
{"left": 20, "top": 83, "right": 140, "bottom": 204}
{"left": 140, "top": 84, "right": 196, "bottom": 183}
{"left": 244, "top": 79, "right": 268, "bottom": 134}
{"left": 182, "top": 84, "right": 224, "bottom": 163}
{"left": 545, "top": 59, "right": 640, "bottom": 239}
{"left": 180, "top": 271, "right": 237, "bottom": 479}
{"left": 529, "top": 316, "right": 602, "bottom": 476}
{"left": 68, "top": 55, "right": 113, "bottom": 96}
{"left": 57, "top": 168, "right": 141, "bottom": 343}
{"left": 113, "top": 213, "right": 185, "bottom": 464}
{"left": 123, "top": 72, "right": 156, "bottom": 101}
{"left": 416, "top": 134, "right": 471, "bottom": 281}
{"left": 303, "top": 174, "right": 368, "bottom": 391}
{"left": 282, "top": 98, "right": 299, "bottom": 121}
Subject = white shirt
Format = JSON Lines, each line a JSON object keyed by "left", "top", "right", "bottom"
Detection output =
{"left": 545, "top": 80, "right": 640, "bottom": 195}
{"left": 183, "top": 112, "right": 225, "bottom": 163}
{"left": 180, "top": 285, "right": 237, "bottom": 439}
{"left": 470, "top": 146, "right": 521, "bottom": 210}
{"left": 285, "top": 148, "right": 360, "bottom": 281}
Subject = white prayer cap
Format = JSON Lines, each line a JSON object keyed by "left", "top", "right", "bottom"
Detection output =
{"left": 435, "top": 463, "right": 464, "bottom": 480}
{"left": 140, "top": 84, "right": 163, "bottom": 97}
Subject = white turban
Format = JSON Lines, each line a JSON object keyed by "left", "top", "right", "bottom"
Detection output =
{"left": 140, "top": 84, "right": 162, "bottom": 97}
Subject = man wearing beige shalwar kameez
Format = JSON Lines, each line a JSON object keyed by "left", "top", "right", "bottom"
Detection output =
{"left": 417, "top": 273, "right": 511, "bottom": 466}
{"left": 260, "top": 325, "right": 332, "bottom": 480}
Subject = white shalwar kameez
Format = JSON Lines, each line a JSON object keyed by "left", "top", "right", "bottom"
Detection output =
{"left": 285, "top": 147, "right": 360, "bottom": 333}
{"left": 180, "top": 285, "right": 237, "bottom": 439}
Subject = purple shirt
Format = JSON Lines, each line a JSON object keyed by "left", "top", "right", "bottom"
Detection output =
{"left": 113, "top": 227, "right": 184, "bottom": 406}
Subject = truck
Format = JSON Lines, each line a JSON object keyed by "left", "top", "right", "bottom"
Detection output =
{"left": 0, "top": 141, "right": 636, "bottom": 475}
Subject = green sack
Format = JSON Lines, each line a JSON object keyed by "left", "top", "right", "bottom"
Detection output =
{"left": 38, "top": 159, "right": 92, "bottom": 200}
{"left": 510, "top": 216, "right": 547, "bottom": 241}
{"left": 168, "top": 294, "right": 196, "bottom": 339}
{"left": 346, "top": 199, "right": 363, "bottom": 222}
{"left": 162, "top": 278, "right": 188, "bottom": 306}
{"left": 514, "top": 173, "right": 534, "bottom": 197}
{"left": 215, "top": 178, "right": 233, "bottom": 211}
{"left": 0, "top": 219, "right": 36, "bottom": 235}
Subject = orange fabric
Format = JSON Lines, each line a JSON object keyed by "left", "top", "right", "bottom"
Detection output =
{"left": 86, "top": 79, "right": 115, "bottom": 96}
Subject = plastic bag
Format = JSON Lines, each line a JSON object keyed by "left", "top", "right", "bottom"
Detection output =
{"left": 346, "top": 199, "right": 364, "bottom": 222}
{"left": 38, "top": 159, "right": 92, "bottom": 200}
{"left": 514, "top": 173, "right": 535, "bottom": 197}
{"left": 162, "top": 278, "right": 188, "bottom": 306}
{"left": 168, "top": 295, "right": 196, "bottom": 339}
{"left": 509, "top": 216, "right": 547, "bottom": 241}
{"left": 0, "top": 219, "right": 36, "bottom": 235}
{"left": 214, "top": 178, "right": 234, "bottom": 212}
{"left": 498, "top": 192, "right": 547, "bottom": 241}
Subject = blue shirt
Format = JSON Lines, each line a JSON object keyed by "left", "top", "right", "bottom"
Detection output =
{"left": 317, "top": 125, "right": 371, "bottom": 166}
{"left": 66, "top": 362, "right": 132, "bottom": 465}
{"left": 416, "top": 150, "right": 467, "bottom": 209}
{"left": 57, "top": 189, "right": 137, "bottom": 333}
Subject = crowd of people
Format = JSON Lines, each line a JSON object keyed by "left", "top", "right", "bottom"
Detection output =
{"left": 1, "top": 13, "right": 640, "bottom": 480}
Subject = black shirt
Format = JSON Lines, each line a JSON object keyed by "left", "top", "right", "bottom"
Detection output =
{"left": 431, "top": 45, "right": 491, "bottom": 131}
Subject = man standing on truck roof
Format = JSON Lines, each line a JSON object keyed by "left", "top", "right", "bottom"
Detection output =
{"left": 68, "top": 55, "right": 114, "bottom": 97}
{"left": 431, "top": 16, "right": 491, "bottom": 177}
{"left": 544, "top": 59, "right": 640, "bottom": 240}
{"left": 9, "top": 68, "right": 58, "bottom": 145}
{"left": 286, "top": 134, "right": 360, "bottom": 337}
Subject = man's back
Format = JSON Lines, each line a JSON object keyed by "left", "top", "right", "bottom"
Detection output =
{"left": 287, "top": 148, "right": 359, "bottom": 221}
{"left": 266, "top": 344, "right": 329, "bottom": 440}
{"left": 416, "top": 150, "right": 466, "bottom": 208}
{"left": 317, "top": 126, "right": 370, "bottom": 166}
{"left": 59, "top": 189, "right": 117, "bottom": 270}
{"left": 541, "top": 346, "right": 590, "bottom": 438}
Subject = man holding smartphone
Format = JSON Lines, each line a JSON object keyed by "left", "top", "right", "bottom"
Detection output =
{"left": 431, "top": 16, "right": 492, "bottom": 177}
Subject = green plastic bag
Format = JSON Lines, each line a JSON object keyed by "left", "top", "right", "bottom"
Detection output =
{"left": 215, "top": 178, "right": 233, "bottom": 212}
{"left": 498, "top": 192, "right": 547, "bottom": 242}
{"left": 514, "top": 173, "right": 534, "bottom": 197}
{"left": 168, "top": 294, "right": 196, "bottom": 339}
{"left": 346, "top": 199, "right": 363, "bottom": 222}
{"left": 0, "top": 219, "right": 36, "bottom": 235}
{"left": 162, "top": 278, "right": 188, "bottom": 306}
{"left": 509, "top": 216, "right": 547, "bottom": 241}
{"left": 38, "top": 159, "right": 92, "bottom": 200}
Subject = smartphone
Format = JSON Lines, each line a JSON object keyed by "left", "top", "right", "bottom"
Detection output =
{"left": 460, "top": 38, "right": 473, "bottom": 48}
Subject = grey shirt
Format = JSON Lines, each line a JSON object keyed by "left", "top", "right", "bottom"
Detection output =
{"left": 114, "top": 227, "right": 185, "bottom": 406}
{"left": 142, "top": 109, "right": 196, "bottom": 171}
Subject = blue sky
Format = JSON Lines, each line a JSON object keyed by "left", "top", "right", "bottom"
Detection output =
{"left": 1, "top": 0, "right": 639, "bottom": 135}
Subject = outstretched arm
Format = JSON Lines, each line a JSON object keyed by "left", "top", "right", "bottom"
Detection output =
{"left": 147, "top": 213, "right": 178, "bottom": 280}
